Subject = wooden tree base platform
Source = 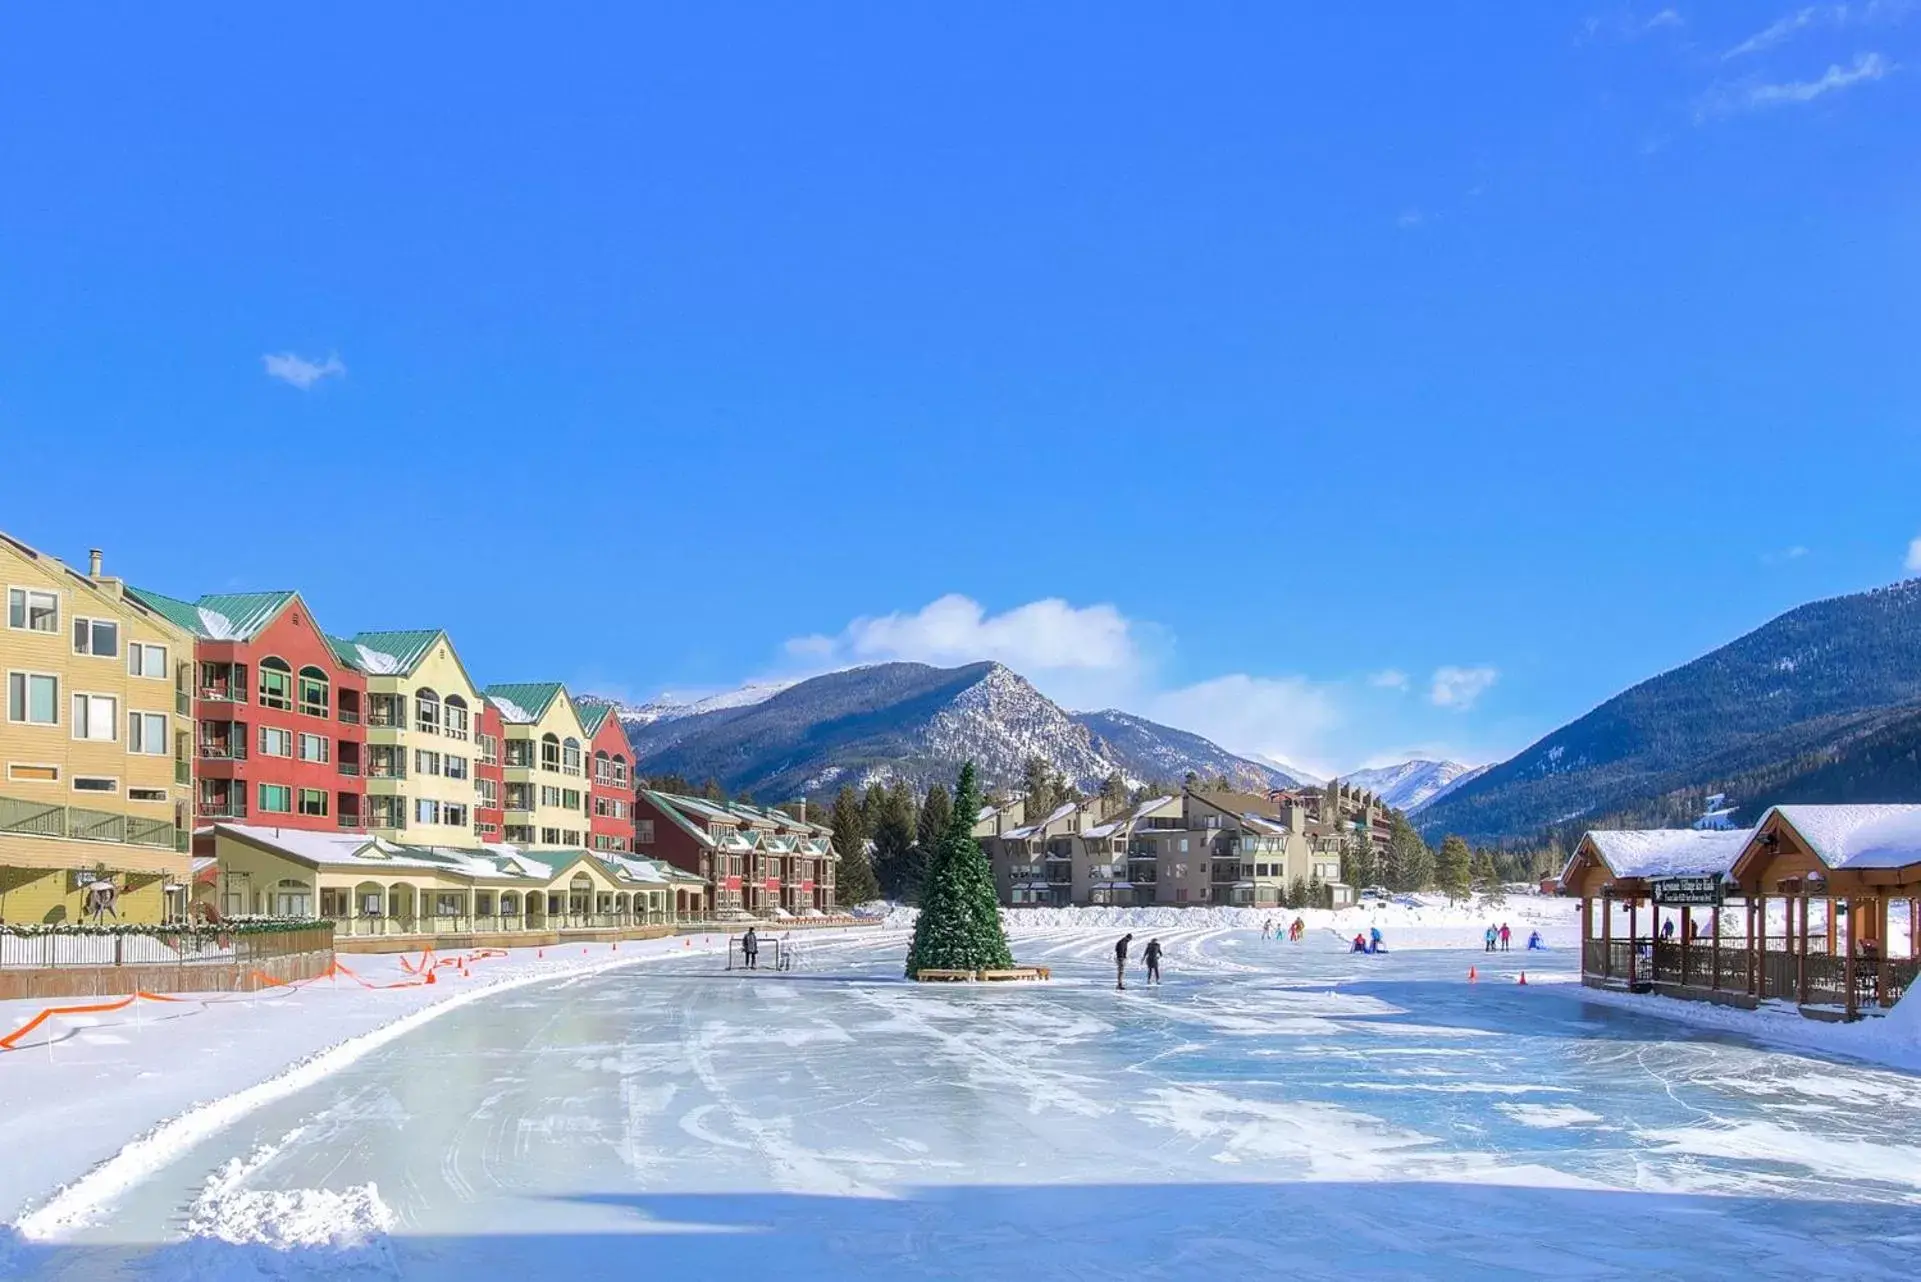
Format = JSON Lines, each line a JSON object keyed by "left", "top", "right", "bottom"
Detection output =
{"left": 914, "top": 966, "right": 1051, "bottom": 983}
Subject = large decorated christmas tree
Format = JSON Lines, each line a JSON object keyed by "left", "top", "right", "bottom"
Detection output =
{"left": 905, "top": 762, "right": 1015, "bottom": 977}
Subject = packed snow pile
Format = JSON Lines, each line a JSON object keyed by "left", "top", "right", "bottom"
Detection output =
{"left": 186, "top": 1183, "right": 396, "bottom": 1250}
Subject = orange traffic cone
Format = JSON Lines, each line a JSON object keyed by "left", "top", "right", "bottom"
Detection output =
{"left": 1468, "top": 966, "right": 1478, "bottom": 983}
{"left": 425, "top": 969, "right": 437, "bottom": 985}
{"left": 1517, "top": 972, "right": 1527, "bottom": 986}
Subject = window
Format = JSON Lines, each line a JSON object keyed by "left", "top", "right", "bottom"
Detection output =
{"left": 258, "top": 658, "right": 292, "bottom": 710}
{"left": 562, "top": 737, "right": 582, "bottom": 775}
{"left": 260, "top": 727, "right": 293, "bottom": 757}
{"left": 540, "top": 734, "right": 560, "bottom": 771}
{"left": 129, "top": 642, "right": 167, "bottom": 679}
{"left": 7, "top": 763, "right": 58, "bottom": 783}
{"left": 1180, "top": 838, "right": 1190, "bottom": 853}
{"left": 72, "top": 617, "right": 119, "bottom": 657}
{"left": 416, "top": 797, "right": 442, "bottom": 825}
{"left": 297, "top": 667, "right": 329, "bottom": 717}
{"left": 7, "top": 588, "right": 58, "bottom": 633}
{"left": 129, "top": 711, "right": 169, "bottom": 754}
{"left": 505, "top": 739, "right": 533, "bottom": 767}
{"left": 7, "top": 672, "right": 58, "bottom": 724}
{"left": 73, "top": 776, "right": 118, "bottom": 793}
{"left": 297, "top": 733, "right": 329, "bottom": 763}
{"left": 298, "top": 788, "right": 329, "bottom": 817}
{"left": 415, "top": 688, "right": 441, "bottom": 734}
{"left": 562, "top": 788, "right": 581, "bottom": 810}
{"left": 444, "top": 695, "right": 469, "bottom": 741}
{"left": 71, "top": 693, "right": 118, "bottom": 741}
{"left": 541, "top": 827, "right": 563, "bottom": 845}
{"left": 506, "top": 783, "right": 533, "bottom": 810}
{"left": 444, "top": 754, "right": 469, "bottom": 781}
{"left": 479, "top": 733, "right": 498, "bottom": 765}
{"left": 540, "top": 784, "right": 562, "bottom": 808}
{"left": 320, "top": 888, "right": 350, "bottom": 918}
{"left": 259, "top": 783, "right": 293, "bottom": 813}
{"left": 476, "top": 777, "right": 498, "bottom": 806}
{"left": 128, "top": 786, "right": 167, "bottom": 802}
{"left": 612, "top": 756, "right": 628, "bottom": 785}
{"left": 443, "top": 801, "right": 469, "bottom": 827}
{"left": 414, "top": 749, "right": 442, "bottom": 776}
{"left": 505, "top": 824, "right": 534, "bottom": 844}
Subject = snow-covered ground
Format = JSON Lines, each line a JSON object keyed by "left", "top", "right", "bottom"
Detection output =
{"left": 6, "top": 905, "right": 1921, "bottom": 1279}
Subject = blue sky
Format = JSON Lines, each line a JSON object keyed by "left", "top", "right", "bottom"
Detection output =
{"left": 2, "top": 4, "right": 1916, "bottom": 779}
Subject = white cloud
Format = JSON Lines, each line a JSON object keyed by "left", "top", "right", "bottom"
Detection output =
{"left": 1647, "top": 8, "right": 1684, "bottom": 29}
{"left": 1726, "top": 2, "right": 1913, "bottom": 58}
{"left": 1905, "top": 535, "right": 1921, "bottom": 572}
{"left": 1581, "top": 6, "right": 1687, "bottom": 41}
{"left": 1145, "top": 675, "right": 1344, "bottom": 780}
{"left": 1702, "top": 51, "right": 1895, "bottom": 116}
{"left": 1369, "top": 669, "right": 1411, "bottom": 690}
{"left": 1430, "top": 665, "right": 1499, "bottom": 710}
{"left": 1396, "top": 208, "right": 1425, "bottom": 229}
{"left": 262, "top": 351, "right": 346, "bottom": 390}
{"left": 1726, "top": 6, "right": 1822, "bottom": 57}
{"left": 787, "top": 593, "right": 1139, "bottom": 675}
{"left": 1763, "top": 545, "right": 1811, "bottom": 564}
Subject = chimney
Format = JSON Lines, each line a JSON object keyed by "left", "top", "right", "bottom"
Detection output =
{"left": 89, "top": 548, "right": 103, "bottom": 578}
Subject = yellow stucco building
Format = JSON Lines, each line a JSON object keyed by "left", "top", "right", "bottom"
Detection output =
{"left": 339, "top": 630, "right": 487, "bottom": 849}
{"left": 1, "top": 533, "right": 195, "bottom": 924}
{"left": 483, "top": 683, "right": 590, "bottom": 848}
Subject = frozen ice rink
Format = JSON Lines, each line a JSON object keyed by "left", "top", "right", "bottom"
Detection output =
{"left": 8, "top": 924, "right": 1921, "bottom": 1280}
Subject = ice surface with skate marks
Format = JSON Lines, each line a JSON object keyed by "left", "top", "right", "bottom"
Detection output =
{"left": 8, "top": 916, "right": 1921, "bottom": 1280}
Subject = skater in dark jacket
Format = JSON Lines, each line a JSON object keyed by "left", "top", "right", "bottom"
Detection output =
{"left": 1115, "top": 933, "right": 1133, "bottom": 990}
{"left": 741, "top": 926, "right": 760, "bottom": 970}
{"left": 1144, "top": 938, "right": 1163, "bottom": 986}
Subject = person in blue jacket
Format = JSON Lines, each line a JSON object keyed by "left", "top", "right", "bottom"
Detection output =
{"left": 1368, "top": 925, "right": 1385, "bottom": 954}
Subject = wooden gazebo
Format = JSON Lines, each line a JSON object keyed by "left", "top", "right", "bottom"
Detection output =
{"left": 1562, "top": 806, "right": 1921, "bottom": 1020}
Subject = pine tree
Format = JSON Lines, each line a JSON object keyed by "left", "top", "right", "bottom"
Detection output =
{"left": 1098, "top": 771, "right": 1127, "bottom": 810}
{"left": 699, "top": 777, "right": 726, "bottom": 802}
{"left": 1021, "top": 755, "right": 1057, "bottom": 818}
{"left": 1474, "top": 850, "right": 1506, "bottom": 905}
{"left": 917, "top": 782, "right": 953, "bottom": 861}
{"left": 1384, "top": 813, "right": 1434, "bottom": 891}
{"left": 906, "top": 762, "right": 1015, "bottom": 977}
{"left": 1436, "top": 835, "right": 1474, "bottom": 903}
{"left": 830, "top": 785, "right": 879, "bottom": 906}
{"left": 872, "top": 781, "right": 921, "bottom": 901}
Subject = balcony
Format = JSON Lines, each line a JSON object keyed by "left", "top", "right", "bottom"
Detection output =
{"left": 338, "top": 761, "right": 363, "bottom": 778}
{"left": 196, "top": 687, "right": 247, "bottom": 706}
{"left": 197, "top": 797, "right": 248, "bottom": 821}
{"left": 198, "top": 741, "right": 247, "bottom": 762}
{"left": 366, "top": 761, "right": 406, "bottom": 781}
{"left": 0, "top": 794, "right": 181, "bottom": 851}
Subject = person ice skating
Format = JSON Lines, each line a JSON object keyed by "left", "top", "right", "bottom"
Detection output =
{"left": 741, "top": 926, "right": 760, "bottom": 970}
{"left": 1369, "top": 925, "right": 1384, "bottom": 954}
{"left": 1115, "top": 933, "right": 1133, "bottom": 990}
{"left": 1485, "top": 925, "right": 1498, "bottom": 953}
{"left": 1144, "top": 938, "right": 1163, "bottom": 986}
{"left": 1262, "top": 919, "right": 1273, "bottom": 941}
{"left": 1290, "top": 917, "right": 1305, "bottom": 943}
{"left": 1351, "top": 932, "right": 1368, "bottom": 953}
{"left": 1527, "top": 929, "right": 1544, "bottom": 951}
{"left": 1499, "top": 923, "right": 1512, "bottom": 952}
{"left": 1661, "top": 917, "right": 1675, "bottom": 942}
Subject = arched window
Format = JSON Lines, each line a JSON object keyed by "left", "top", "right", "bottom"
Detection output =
{"left": 593, "top": 748, "right": 609, "bottom": 782}
{"left": 540, "top": 732, "right": 561, "bottom": 771}
{"left": 297, "top": 665, "right": 330, "bottom": 718}
{"left": 258, "top": 657, "right": 292, "bottom": 710}
{"left": 415, "top": 687, "right": 441, "bottom": 734}
{"left": 562, "top": 736, "right": 582, "bottom": 776}
{"left": 444, "top": 693, "right": 469, "bottom": 741}
{"left": 612, "top": 753, "right": 628, "bottom": 785}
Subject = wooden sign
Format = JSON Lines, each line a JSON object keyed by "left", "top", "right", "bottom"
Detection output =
{"left": 1651, "top": 874, "right": 1723, "bottom": 906}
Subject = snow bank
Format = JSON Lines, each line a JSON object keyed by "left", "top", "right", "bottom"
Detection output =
{"left": 187, "top": 1182, "right": 396, "bottom": 1249}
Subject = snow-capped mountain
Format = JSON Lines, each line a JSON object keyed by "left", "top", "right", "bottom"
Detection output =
{"left": 612, "top": 661, "right": 1306, "bottom": 799}
{"left": 1340, "top": 760, "right": 1488, "bottom": 814}
{"left": 1075, "top": 710, "right": 1309, "bottom": 792}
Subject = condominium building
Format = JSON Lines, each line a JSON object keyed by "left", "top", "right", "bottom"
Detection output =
{"left": 575, "top": 699, "right": 636, "bottom": 853}
{"left": 341, "top": 631, "right": 487, "bottom": 848}
{"left": 981, "top": 787, "right": 1352, "bottom": 908}
{"left": 475, "top": 699, "right": 504, "bottom": 842}
{"left": 633, "top": 790, "right": 838, "bottom": 916}
{"left": 2, "top": 537, "right": 195, "bottom": 924}
{"left": 126, "top": 588, "right": 368, "bottom": 841}
{"left": 483, "top": 683, "right": 591, "bottom": 849}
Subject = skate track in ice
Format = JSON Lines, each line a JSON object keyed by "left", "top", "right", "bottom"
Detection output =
{"left": 7, "top": 924, "right": 1921, "bottom": 1280}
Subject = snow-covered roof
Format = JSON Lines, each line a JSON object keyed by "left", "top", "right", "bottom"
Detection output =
{"left": 1766, "top": 804, "right": 1921, "bottom": 871}
{"left": 1566, "top": 827, "right": 1753, "bottom": 883}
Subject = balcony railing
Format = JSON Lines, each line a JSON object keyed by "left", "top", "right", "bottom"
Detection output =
{"left": 198, "top": 743, "right": 247, "bottom": 761}
{"left": 198, "top": 799, "right": 248, "bottom": 821}
{"left": 338, "top": 709, "right": 362, "bottom": 725}
{"left": 366, "top": 763, "right": 406, "bottom": 780}
{"left": 338, "top": 811, "right": 364, "bottom": 830}
{"left": 197, "top": 687, "right": 247, "bottom": 704}
{"left": 338, "top": 761, "right": 363, "bottom": 777}
{"left": 0, "top": 795, "right": 182, "bottom": 852}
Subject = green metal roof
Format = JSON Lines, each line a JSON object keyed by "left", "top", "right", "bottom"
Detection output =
{"left": 574, "top": 701, "right": 612, "bottom": 735}
{"left": 348, "top": 629, "right": 445, "bottom": 676}
{"left": 323, "top": 634, "right": 366, "bottom": 671}
{"left": 484, "top": 682, "right": 565, "bottom": 724}
{"left": 125, "top": 587, "right": 297, "bottom": 641}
